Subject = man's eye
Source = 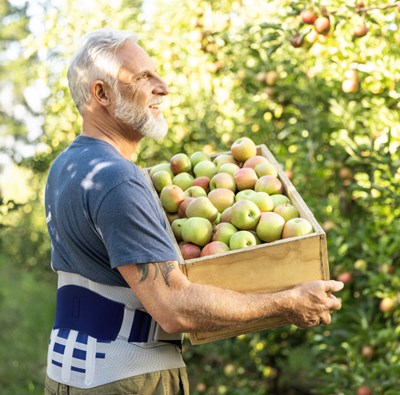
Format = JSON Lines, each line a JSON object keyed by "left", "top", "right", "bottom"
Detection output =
{"left": 137, "top": 72, "right": 149, "bottom": 81}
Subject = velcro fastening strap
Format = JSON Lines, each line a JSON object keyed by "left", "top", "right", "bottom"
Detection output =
{"left": 54, "top": 285, "right": 124, "bottom": 342}
{"left": 128, "top": 309, "right": 153, "bottom": 342}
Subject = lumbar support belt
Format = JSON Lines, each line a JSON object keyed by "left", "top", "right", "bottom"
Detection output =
{"left": 47, "top": 272, "right": 184, "bottom": 388}
{"left": 54, "top": 279, "right": 182, "bottom": 345}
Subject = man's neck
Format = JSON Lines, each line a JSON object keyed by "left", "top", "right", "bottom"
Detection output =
{"left": 81, "top": 114, "right": 142, "bottom": 160}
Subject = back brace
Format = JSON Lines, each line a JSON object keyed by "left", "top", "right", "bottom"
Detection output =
{"left": 47, "top": 271, "right": 184, "bottom": 389}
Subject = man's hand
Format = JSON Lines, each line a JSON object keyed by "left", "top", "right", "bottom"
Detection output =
{"left": 282, "top": 280, "right": 344, "bottom": 328}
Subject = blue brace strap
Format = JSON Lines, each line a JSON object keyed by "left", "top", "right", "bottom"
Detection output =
{"left": 53, "top": 285, "right": 180, "bottom": 345}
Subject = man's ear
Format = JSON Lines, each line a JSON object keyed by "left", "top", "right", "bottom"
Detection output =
{"left": 91, "top": 80, "right": 111, "bottom": 107}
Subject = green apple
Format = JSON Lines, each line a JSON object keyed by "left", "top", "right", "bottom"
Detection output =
{"left": 256, "top": 212, "right": 285, "bottom": 242}
{"left": 170, "top": 153, "right": 192, "bottom": 175}
{"left": 274, "top": 203, "right": 299, "bottom": 222}
{"left": 254, "top": 175, "right": 283, "bottom": 195}
{"left": 212, "top": 222, "right": 238, "bottom": 245}
{"left": 151, "top": 170, "right": 173, "bottom": 193}
{"left": 270, "top": 194, "right": 290, "bottom": 209}
{"left": 282, "top": 218, "right": 314, "bottom": 239}
{"left": 149, "top": 163, "right": 173, "bottom": 178}
{"left": 243, "top": 155, "right": 269, "bottom": 169}
{"left": 172, "top": 172, "right": 194, "bottom": 191}
{"left": 254, "top": 162, "right": 278, "bottom": 178}
{"left": 208, "top": 188, "right": 235, "bottom": 213}
{"left": 179, "top": 242, "right": 202, "bottom": 259}
{"left": 230, "top": 200, "right": 261, "bottom": 230}
{"left": 171, "top": 218, "right": 187, "bottom": 241}
{"left": 218, "top": 162, "right": 240, "bottom": 176}
{"left": 235, "top": 189, "right": 256, "bottom": 202}
{"left": 201, "top": 241, "right": 230, "bottom": 257}
{"left": 229, "top": 230, "right": 257, "bottom": 250}
{"left": 209, "top": 172, "right": 236, "bottom": 192}
{"left": 234, "top": 167, "right": 258, "bottom": 191}
{"left": 181, "top": 217, "right": 213, "bottom": 246}
{"left": 230, "top": 137, "right": 257, "bottom": 162}
{"left": 186, "top": 196, "right": 218, "bottom": 222}
{"left": 190, "top": 151, "right": 211, "bottom": 168}
{"left": 193, "top": 161, "right": 218, "bottom": 179}
{"left": 249, "top": 191, "right": 274, "bottom": 212}
{"left": 185, "top": 186, "right": 207, "bottom": 198}
{"left": 213, "top": 153, "right": 238, "bottom": 169}
{"left": 160, "top": 185, "right": 186, "bottom": 213}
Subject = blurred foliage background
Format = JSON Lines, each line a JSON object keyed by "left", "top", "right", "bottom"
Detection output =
{"left": 0, "top": 0, "right": 399, "bottom": 394}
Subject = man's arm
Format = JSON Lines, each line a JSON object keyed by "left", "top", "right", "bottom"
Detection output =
{"left": 118, "top": 260, "right": 343, "bottom": 333}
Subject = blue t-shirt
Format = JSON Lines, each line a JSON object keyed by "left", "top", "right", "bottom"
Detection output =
{"left": 45, "top": 136, "right": 179, "bottom": 286}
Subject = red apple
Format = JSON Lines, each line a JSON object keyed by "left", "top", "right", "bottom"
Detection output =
{"left": 210, "top": 172, "right": 236, "bottom": 192}
{"left": 379, "top": 297, "right": 395, "bottom": 313}
{"left": 160, "top": 184, "right": 186, "bottom": 213}
{"left": 192, "top": 176, "right": 210, "bottom": 192}
{"left": 256, "top": 212, "right": 285, "bottom": 242}
{"left": 356, "top": 386, "right": 372, "bottom": 395}
{"left": 282, "top": 218, "right": 314, "bottom": 239}
{"left": 180, "top": 242, "right": 202, "bottom": 259}
{"left": 336, "top": 271, "right": 353, "bottom": 284}
{"left": 208, "top": 188, "right": 235, "bottom": 213}
{"left": 178, "top": 197, "right": 195, "bottom": 218}
{"left": 242, "top": 155, "right": 269, "bottom": 169}
{"left": 342, "top": 79, "right": 359, "bottom": 93}
{"left": 201, "top": 241, "right": 230, "bottom": 257}
{"left": 255, "top": 175, "right": 283, "bottom": 195}
{"left": 230, "top": 137, "right": 257, "bottom": 162}
{"left": 353, "top": 24, "right": 368, "bottom": 38}
{"left": 300, "top": 9, "right": 317, "bottom": 24}
{"left": 220, "top": 206, "right": 233, "bottom": 223}
{"left": 234, "top": 167, "right": 258, "bottom": 191}
{"left": 230, "top": 200, "right": 261, "bottom": 230}
{"left": 314, "top": 16, "right": 331, "bottom": 35}
{"left": 170, "top": 153, "right": 192, "bottom": 174}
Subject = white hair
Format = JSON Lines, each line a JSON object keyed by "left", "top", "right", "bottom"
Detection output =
{"left": 67, "top": 28, "right": 137, "bottom": 114}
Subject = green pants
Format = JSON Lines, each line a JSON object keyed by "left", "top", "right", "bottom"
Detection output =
{"left": 44, "top": 368, "right": 190, "bottom": 395}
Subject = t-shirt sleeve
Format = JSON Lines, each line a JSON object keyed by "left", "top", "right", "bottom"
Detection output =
{"left": 95, "top": 177, "right": 179, "bottom": 268}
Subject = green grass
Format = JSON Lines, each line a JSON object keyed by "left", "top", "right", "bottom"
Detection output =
{"left": 0, "top": 257, "right": 56, "bottom": 395}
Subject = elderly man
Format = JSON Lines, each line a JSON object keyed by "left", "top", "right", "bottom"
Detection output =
{"left": 44, "top": 29, "right": 343, "bottom": 395}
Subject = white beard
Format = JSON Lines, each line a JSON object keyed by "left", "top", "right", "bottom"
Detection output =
{"left": 114, "top": 91, "right": 168, "bottom": 140}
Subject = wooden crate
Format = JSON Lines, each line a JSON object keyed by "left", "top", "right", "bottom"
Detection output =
{"left": 145, "top": 144, "right": 330, "bottom": 345}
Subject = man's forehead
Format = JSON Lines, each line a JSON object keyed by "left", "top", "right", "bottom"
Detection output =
{"left": 117, "top": 41, "right": 156, "bottom": 79}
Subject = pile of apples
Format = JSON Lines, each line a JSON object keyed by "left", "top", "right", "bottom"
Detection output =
{"left": 149, "top": 137, "right": 314, "bottom": 259}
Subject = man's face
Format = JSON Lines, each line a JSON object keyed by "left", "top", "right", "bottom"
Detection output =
{"left": 113, "top": 41, "right": 169, "bottom": 140}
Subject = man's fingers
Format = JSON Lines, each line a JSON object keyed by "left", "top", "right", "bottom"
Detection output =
{"left": 320, "top": 312, "right": 332, "bottom": 326}
{"left": 327, "top": 294, "right": 342, "bottom": 311}
{"left": 324, "top": 280, "right": 344, "bottom": 293}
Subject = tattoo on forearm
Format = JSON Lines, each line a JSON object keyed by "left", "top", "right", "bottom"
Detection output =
{"left": 137, "top": 261, "right": 175, "bottom": 287}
